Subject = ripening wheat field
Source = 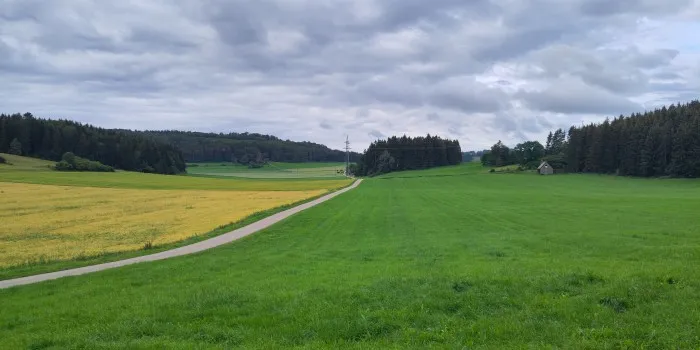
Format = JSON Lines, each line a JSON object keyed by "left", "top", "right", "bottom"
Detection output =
{"left": 0, "top": 182, "right": 325, "bottom": 268}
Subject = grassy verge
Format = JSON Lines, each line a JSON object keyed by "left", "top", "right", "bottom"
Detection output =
{"left": 0, "top": 182, "right": 354, "bottom": 281}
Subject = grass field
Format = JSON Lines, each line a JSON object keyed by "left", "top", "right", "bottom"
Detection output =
{"left": 0, "top": 154, "right": 351, "bottom": 278}
{"left": 1, "top": 163, "right": 699, "bottom": 347}
{"left": 0, "top": 154, "right": 350, "bottom": 191}
{"left": 187, "top": 162, "right": 346, "bottom": 179}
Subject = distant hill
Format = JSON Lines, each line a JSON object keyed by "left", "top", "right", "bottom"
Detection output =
{"left": 144, "top": 130, "right": 361, "bottom": 164}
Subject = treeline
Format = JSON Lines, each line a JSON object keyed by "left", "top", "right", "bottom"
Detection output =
{"left": 353, "top": 135, "right": 462, "bottom": 176}
{"left": 481, "top": 129, "right": 565, "bottom": 169}
{"left": 144, "top": 131, "right": 361, "bottom": 164}
{"left": 566, "top": 101, "right": 700, "bottom": 177}
{"left": 482, "top": 100, "right": 700, "bottom": 177}
{"left": 0, "top": 113, "right": 186, "bottom": 174}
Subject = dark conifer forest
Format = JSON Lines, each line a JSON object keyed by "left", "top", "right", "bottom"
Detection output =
{"left": 0, "top": 113, "right": 359, "bottom": 174}
{"left": 565, "top": 101, "right": 700, "bottom": 177}
{"left": 0, "top": 113, "right": 186, "bottom": 174}
{"left": 354, "top": 135, "right": 462, "bottom": 176}
{"left": 482, "top": 100, "right": 700, "bottom": 178}
{"left": 144, "top": 131, "right": 361, "bottom": 164}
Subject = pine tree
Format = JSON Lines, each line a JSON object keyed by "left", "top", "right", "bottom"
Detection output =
{"left": 9, "top": 138, "right": 22, "bottom": 155}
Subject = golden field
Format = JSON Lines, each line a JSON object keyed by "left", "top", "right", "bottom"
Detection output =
{"left": 0, "top": 182, "right": 326, "bottom": 267}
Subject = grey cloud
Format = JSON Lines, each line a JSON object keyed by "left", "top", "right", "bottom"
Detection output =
{"left": 517, "top": 77, "right": 643, "bottom": 115}
{"left": 319, "top": 120, "right": 333, "bottom": 130}
{"left": 523, "top": 45, "right": 682, "bottom": 95}
{"left": 428, "top": 78, "right": 509, "bottom": 113}
{"left": 356, "top": 109, "right": 370, "bottom": 119}
{"left": 368, "top": 130, "right": 385, "bottom": 139}
{"left": 632, "top": 49, "right": 680, "bottom": 68}
{"left": 652, "top": 71, "right": 683, "bottom": 80}
{"left": 579, "top": 0, "right": 692, "bottom": 16}
{"left": 0, "top": 0, "right": 697, "bottom": 150}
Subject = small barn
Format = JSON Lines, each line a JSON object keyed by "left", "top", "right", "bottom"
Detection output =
{"left": 537, "top": 161, "right": 554, "bottom": 175}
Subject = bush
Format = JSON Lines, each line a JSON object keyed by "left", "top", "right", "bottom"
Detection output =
{"left": 0, "top": 155, "right": 5, "bottom": 164}
{"left": 55, "top": 152, "right": 115, "bottom": 172}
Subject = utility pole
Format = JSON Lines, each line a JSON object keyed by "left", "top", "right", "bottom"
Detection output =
{"left": 345, "top": 135, "right": 350, "bottom": 177}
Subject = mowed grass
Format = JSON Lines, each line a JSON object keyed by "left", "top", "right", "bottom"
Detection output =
{"left": 0, "top": 182, "right": 325, "bottom": 268}
{"left": 2, "top": 163, "right": 700, "bottom": 348}
{"left": 187, "top": 162, "right": 346, "bottom": 179}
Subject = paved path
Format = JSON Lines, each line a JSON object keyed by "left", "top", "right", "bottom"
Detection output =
{"left": 0, "top": 179, "right": 362, "bottom": 290}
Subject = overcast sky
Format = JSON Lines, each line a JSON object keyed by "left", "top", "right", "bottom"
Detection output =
{"left": 2, "top": 0, "right": 699, "bottom": 151}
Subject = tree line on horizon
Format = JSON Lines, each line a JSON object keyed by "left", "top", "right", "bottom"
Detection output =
{"left": 0, "top": 113, "right": 361, "bottom": 175}
{"left": 353, "top": 135, "right": 462, "bottom": 176}
{"left": 144, "top": 130, "right": 361, "bottom": 165}
{"left": 0, "top": 113, "right": 186, "bottom": 174}
{"left": 481, "top": 100, "right": 700, "bottom": 178}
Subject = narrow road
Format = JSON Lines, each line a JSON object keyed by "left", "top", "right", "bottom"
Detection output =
{"left": 0, "top": 179, "right": 362, "bottom": 290}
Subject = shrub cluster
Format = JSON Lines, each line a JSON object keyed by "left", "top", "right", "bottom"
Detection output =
{"left": 55, "top": 152, "right": 115, "bottom": 172}
{"left": 0, "top": 155, "right": 5, "bottom": 164}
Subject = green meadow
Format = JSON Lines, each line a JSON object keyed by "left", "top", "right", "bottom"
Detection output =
{"left": 187, "top": 162, "right": 346, "bottom": 179}
{"left": 1, "top": 163, "right": 699, "bottom": 348}
{"left": 0, "top": 154, "right": 350, "bottom": 191}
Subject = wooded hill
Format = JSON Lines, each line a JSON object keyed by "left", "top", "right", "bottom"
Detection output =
{"left": 482, "top": 100, "right": 700, "bottom": 178}
{"left": 0, "top": 113, "right": 186, "bottom": 174}
{"left": 354, "top": 135, "right": 462, "bottom": 176}
{"left": 143, "top": 131, "right": 361, "bottom": 164}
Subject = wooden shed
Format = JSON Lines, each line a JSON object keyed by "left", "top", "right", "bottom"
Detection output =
{"left": 537, "top": 161, "right": 554, "bottom": 175}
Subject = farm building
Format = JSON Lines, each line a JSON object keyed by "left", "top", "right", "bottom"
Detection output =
{"left": 537, "top": 161, "right": 554, "bottom": 175}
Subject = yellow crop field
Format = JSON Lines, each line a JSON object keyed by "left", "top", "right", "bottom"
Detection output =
{"left": 0, "top": 182, "right": 326, "bottom": 267}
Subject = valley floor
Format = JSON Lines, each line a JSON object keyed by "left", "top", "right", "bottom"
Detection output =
{"left": 1, "top": 163, "right": 699, "bottom": 348}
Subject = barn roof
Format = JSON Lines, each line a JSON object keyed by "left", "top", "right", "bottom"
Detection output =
{"left": 537, "top": 161, "right": 550, "bottom": 170}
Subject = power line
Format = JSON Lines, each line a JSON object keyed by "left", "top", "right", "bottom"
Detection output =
{"left": 345, "top": 135, "right": 350, "bottom": 177}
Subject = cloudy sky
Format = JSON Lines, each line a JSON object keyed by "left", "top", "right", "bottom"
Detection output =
{"left": 2, "top": 0, "right": 699, "bottom": 151}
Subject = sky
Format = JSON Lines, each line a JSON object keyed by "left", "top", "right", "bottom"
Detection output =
{"left": 1, "top": 0, "right": 699, "bottom": 151}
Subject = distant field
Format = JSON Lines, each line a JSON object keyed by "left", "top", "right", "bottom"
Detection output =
{"left": 0, "top": 155, "right": 351, "bottom": 191}
{"left": 2, "top": 162, "right": 699, "bottom": 348}
{"left": 187, "top": 162, "right": 347, "bottom": 179}
{"left": 0, "top": 154, "right": 350, "bottom": 277}
{"left": 0, "top": 153, "right": 54, "bottom": 170}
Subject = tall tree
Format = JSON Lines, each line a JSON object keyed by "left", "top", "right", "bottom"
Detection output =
{"left": 9, "top": 138, "right": 22, "bottom": 155}
{"left": 0, "top": 113, "right": 186, "bottom": 174}
{"left": 355, "top": 134, "right": 461, "bottom": 176}
{"left": 539, "top": 100, "right": 700, "bottom": 178}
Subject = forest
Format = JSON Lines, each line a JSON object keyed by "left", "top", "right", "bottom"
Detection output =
{"left": 145, "top": 131, "right": 361, "bottom": 164}
{"left": 353, "top": 135, "right": 462, "bottom": 176}
{"left": 482, "top": 100, "right": 700, "bottom": 178}
{"left": 0, "top": 113, "right": 186, "bottom": 174}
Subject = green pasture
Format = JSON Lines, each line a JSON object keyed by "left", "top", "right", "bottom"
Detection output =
{"left": 1, "top": 162, "right": 699, "bottom": 348}
{"left": 187, "top": 162, "right": 347, "bottom": 179}
{"left": 0, "top": 154, "right": 351, "bottom": 191}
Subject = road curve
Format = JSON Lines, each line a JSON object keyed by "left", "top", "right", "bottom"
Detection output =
{"left": 0, "top": 179, "right": 362, "bottom": 290}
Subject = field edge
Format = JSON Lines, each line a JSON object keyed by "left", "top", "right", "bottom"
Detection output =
{"left": 0, "top": 180, "right": 355, "bottom": 281}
